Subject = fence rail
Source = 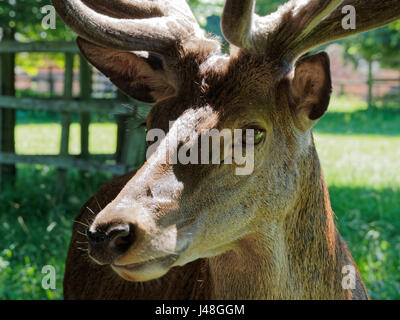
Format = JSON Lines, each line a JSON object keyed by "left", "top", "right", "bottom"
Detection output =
{"left": 0, "top": 40, "right": 149, "bottom": 189}
{"left": 0, "top": 96, "right": 144, "bottom": 114}
{"left": 0, "top": 40, "right": 79, "bottom": 53}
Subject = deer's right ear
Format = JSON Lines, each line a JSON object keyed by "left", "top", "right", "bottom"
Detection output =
{"left": 77, "top": 37, "right": 177, "bottom": 104}
{"left": 288, "top": 52, "right": 332, "bottom": 131}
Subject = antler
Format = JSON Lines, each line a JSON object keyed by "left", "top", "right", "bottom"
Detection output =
{"left": 51, "top": 0, "right": 213, "bottom": 54}
{"left": 222, "top": 0, "right": 400, "bottom": 62}
{"left": 300, "top": 0, "right": 400, "bottom": 55}
{"left": 222, "top": 0, "right": 342, "bottom": 55}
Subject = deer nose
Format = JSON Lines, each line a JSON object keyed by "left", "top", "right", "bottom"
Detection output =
{"left": 87, "top": 223, "right": 136, "bottom": 255}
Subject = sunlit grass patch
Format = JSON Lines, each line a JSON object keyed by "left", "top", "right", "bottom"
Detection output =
{"left": 315, "top": 135, "right": 400, "bottom": 188}
{"left": 15, "top": 123, "right": 118, "bottom": 155}
{"left": 329, "top": 95, "right": 368, "bottom": 113}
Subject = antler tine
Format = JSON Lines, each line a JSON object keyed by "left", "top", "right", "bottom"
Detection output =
{"left": 51, "top": 0, "right": 209, "bottom": 54}
{"left": 222, "top": 0, "right": 343, "bottom": 58}
{"left": 222, "top": 0, "right": 400, "bottom": 64}
{"left": 300, "top": 0, "right": 400, "bottom": 56}
{"left": 221, "top": 0, "right": 256, "bottom": 49}
{"left": 78, "top": 0, "right": 164, "bottom": 19}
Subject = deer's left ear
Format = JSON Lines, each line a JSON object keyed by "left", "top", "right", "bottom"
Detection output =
{"left": 289, "top": 52, "right": 332, "bottom": 130}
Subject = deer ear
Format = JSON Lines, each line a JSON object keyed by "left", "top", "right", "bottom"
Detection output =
{"left": 77, "top": 37, "right": 177, "bottom": 104}
{"left": 289, "top": 52, "right": 332, "bottom": 130}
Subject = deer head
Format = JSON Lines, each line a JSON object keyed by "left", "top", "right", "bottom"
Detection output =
{"left": 53, "top": 0, "right": 400, "bottom": 286}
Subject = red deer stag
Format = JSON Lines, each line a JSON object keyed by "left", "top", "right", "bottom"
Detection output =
{"left": 52, "top": 0, "right": 400, "bottom": 299}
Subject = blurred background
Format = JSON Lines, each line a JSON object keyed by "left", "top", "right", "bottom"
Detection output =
{"left": 0, "top": 0, "right": 399, "bottom": 300}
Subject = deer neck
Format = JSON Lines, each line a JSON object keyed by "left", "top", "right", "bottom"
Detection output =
{"left": 206, "top": 145, "right": 351, "bottom": 299}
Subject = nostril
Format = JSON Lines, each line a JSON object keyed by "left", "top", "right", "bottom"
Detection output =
{"left": 87, "top": 229, "right": 107, "bottom": 245}
{"left": 108, "top": 223, "right": 136, "bottom": 254}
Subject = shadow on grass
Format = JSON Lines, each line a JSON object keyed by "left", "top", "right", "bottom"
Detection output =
{"left": 16, "top": 109, "right": 116, "bottom": 125}
{"left": 314, "top": 108, "right": 400, "bottom": 136}
{"left": 0, "top": 165, "right": 112, "bottom": 299}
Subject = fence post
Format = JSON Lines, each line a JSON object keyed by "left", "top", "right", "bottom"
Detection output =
{"left": 48, "top": 66, "right": 55, "bottom": 97}
{"left": 398, "top": 76, "right": 400, "bottom": 106}
{"left": 115, "top": 90, "right": 146, "bottom": 171}
{"left": 115, "top": 90, "right": 129, "bottom": 164}
{"left": 0, "top": 28, "right": 16, "bottom": 188}
{"left": 56, "top": 53, "right": 74, "bottom": 197}
{"left": 79, "top": 55, "right": 92, "bottom": 159}
{"left": 121, "top": 118, "right": 147, "bottom": 170}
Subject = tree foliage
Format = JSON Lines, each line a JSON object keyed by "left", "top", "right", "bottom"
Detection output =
{"left": 0, "top": 0, "right": 74, "bottom": 41}
{"left": 342, "top": 22, "right": 400, "bottom": 69}
{"left": 187, "top": 0, "right": 284, "bottom": 25}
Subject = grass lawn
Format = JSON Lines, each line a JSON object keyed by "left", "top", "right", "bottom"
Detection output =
{"left": 0, "top": 96, "right": 399, "bottom": 299}
{"left": 313, "top": 97, "right": 400, "bottom": 299}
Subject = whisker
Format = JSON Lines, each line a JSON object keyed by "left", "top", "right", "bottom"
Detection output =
{"left": 76, "top": 230, "right": 87, "bottom": 237}
{"left": 74, "top": 220, "right": 89, "bottom": 228}
{"left": 85, "top": 217, "right": 94, "bottom": 227}
{"left": 94, "top": 196, "right": 103, "bottom": 211}
{"left": 86, "top": 206, "right": 96, "bottom": 216}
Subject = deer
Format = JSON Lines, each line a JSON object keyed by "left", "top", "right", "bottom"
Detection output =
{"left": 51, "top": 0, "right": 400, "bottom": 300}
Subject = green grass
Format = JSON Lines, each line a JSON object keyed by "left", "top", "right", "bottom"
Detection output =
{"left": 0, "top": 96, "right": 399, "bottom": 299}
{"left": 1, "top": 121, "right": 118, "bottom": 299}
{"left": 313, "top": 135, "right": 400, "bottom": 299}
{"left": 0, "top": 167, "right": 111, "bottom": 299}
{"left": 15, "top": 123, "right": 117, "bottom": 155}
{"left": 312, "top": 98, "right": 400, "bottom": 299}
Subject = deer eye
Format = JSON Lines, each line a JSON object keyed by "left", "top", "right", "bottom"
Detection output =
{"left": 242, "top": 128, "right": 265, "bottom": 146}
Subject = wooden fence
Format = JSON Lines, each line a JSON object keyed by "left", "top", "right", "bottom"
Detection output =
{"left": 334, "top": 78, "right": 400, "bottom": 108}
{"left": 0, "top": 40, "right": 149, "bottom": 189}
